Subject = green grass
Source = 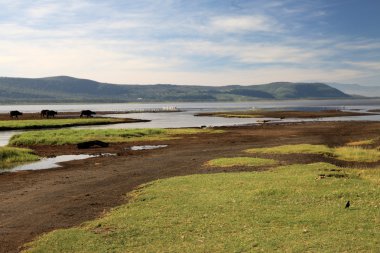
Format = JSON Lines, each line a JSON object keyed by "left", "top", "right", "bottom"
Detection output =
{"left": 9, "top": 128, "right": 223, "bottom": 146}
{"left": 205, "top": 157, "right": 277, "bottom": 167}
{"left": 0, "top": 118, "right": 127, "bottom": 130}
{"left": 0, "top": 147, "right": 39, "bottom": 168}
{"left": 246, "top": 144, "right": 332, "bottom": 155}
{"left": 333, "top": 147, "right": 380, "bottom": 162}
{"left": 346, "top": 139, "right": 376, "bottom": 146}
{"left": 24, "top": 163, "right": 380, "bottom": 252}
{"left": 246, "top": 144, "right": 380, "bottom": 163}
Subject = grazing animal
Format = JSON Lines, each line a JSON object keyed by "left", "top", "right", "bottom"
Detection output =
{"left": 77, "top": 140, "right": 109, "bottom": 149}
{"left": 46, "top": 110, "right": 58, "bottom": 118}
{"left": 10, "top": 110, "right": 23, "bottom": 119}
{"left": 40, "top": 109, "right": 49, "bottom": 118}
{"left": 345, "top": 201, "right": 350, "bottom": 209}
{"left": 80, "top": 110, "right": 96, "bottom": 118}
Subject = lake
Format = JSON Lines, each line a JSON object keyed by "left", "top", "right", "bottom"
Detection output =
{"left": 1, "top": 99, "right": 380, "bottom": 146}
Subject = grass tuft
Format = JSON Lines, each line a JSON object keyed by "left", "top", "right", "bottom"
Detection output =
{"left": 246, "top": 144, "right": 331, "bottom": 155}
{"left": 346, "top": 139, "right": 375, "bottom": 146}
{"left": 0, "top": 147, "right": 39, "bottom": 168}
{"left": 205, "top": 157, "right": 277, "bottom": 167}
{"left": 333, "top": 146, "right": 380, "bottom": 162}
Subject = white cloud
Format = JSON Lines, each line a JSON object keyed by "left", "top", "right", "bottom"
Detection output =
{"left": 209, "top": 15, "right": 280, "bottom": 33}
{"left": 26, "top": 3, "right": 60, "bottom": 19}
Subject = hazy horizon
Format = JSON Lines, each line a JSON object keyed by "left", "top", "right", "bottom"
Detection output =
{"left": 1, "top": 0, "right": 380, "bottom": 86}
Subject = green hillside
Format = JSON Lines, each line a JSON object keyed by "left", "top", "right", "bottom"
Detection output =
{"left": 0, "top": 76, "right": 351, "bottom": 103}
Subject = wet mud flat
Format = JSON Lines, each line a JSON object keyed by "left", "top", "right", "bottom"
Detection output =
{"left": 1, "top": 121, "right": 380, "bottom": 253}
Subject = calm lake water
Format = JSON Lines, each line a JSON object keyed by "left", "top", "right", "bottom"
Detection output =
{"left": 1, "top": 99, "right": 380, "bottom": 146}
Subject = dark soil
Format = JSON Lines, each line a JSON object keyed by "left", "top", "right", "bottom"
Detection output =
{"left": 1, "top": 121, "right": 380, "bottom": 252}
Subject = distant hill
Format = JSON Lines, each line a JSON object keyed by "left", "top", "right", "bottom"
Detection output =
{"left": 328, "top": 83, "right": 380, "bottom": 97}
{"left": 0, "top": 76, "right": 351, "bottom": 103}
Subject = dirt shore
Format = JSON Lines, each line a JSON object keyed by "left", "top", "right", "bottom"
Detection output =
{"left": 1, "top": 121, "right": 380, "bottom": 252}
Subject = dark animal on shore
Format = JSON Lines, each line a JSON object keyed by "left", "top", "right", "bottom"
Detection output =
{"left": 46, "top": 110, "right": 58, "bottom": 118}
{"left": 80, "top": 110, "right": 96, "bottom": 118}
{"left": 10, "top": 110, "right": 23, "bottom": 119}
{"left": 40, "top": 110, "right": 49, "bottom": 118}
{"left": 345, "top": 201, "right": 350, "bottom": 209}
{"left": 77, "top": 140, "right": 109, "bottom": 149}
{"left": 41, "top": 110, "right": 58, "bottom": 118}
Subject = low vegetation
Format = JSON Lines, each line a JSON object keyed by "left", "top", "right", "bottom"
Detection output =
{"left": 205, "top": 157, "right": 277, "bottom": 167}
{"left": 246, "top": 144, "right": 331, "bottom": 155}
{"left": 0, "top": 147, "right": 39, "bottom": 168}
{"left": 9, "top": 128, "right": 223, "bottom": 146}
{"left": 0, "top": 118, "right": 128, "bottom": 130}
{"left": 346, "top": 138, "right": 377, "bottom": 146}
{"left": 24, "top": 163, "right": 380, "bottom": 252}
{"left": 246, "top": 144, "right": 380, "bottom": 163}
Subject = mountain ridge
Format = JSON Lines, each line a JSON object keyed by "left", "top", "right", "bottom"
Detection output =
{"left": 0, "top": 76, "right": 352, "bottom": 103}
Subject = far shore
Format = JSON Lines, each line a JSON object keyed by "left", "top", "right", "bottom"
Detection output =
{"left": 195, "top": 109, "right": 374, "bottom": 119}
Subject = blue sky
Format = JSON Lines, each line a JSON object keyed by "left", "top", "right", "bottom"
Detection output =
{"left": 1, "top": 0, "right": 380, "bottom": 85}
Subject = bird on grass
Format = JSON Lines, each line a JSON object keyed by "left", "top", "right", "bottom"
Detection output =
{"left": 345, "top": 201, "right": 350, "bottom": 209}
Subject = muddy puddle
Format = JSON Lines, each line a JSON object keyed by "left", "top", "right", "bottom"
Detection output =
{"left": 2, "top": 153, "right": 115, "bottom": 173}
{"left": 130, "top": 145, "right": 168, "bottom": 151}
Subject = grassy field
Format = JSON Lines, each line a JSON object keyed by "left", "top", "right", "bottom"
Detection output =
{"left": 0, "top": 118, "right": 128, "bottom": 130}
{"left": 24, "top": 162, "right": 380, "bottom": 252}
{"left": 246, "top": 144, "right": 380, "bottom": 162}
{"left": 205, "top": 157, "right": 277, "bottom": 167}
{"left": 0, "top": 147, "right": 39, "bottom": 168}
{"left": 10, "top": 128, "right": 223, "bottom": 146}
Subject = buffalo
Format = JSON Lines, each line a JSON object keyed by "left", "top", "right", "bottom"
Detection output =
{"left": 41, "top": 110, "right": 58, "bottom": 118}
{"left": 10, "top": 110, "right": 23, "bottom": 119}
{"left": 80, "top": 110, "right": 96, "bottom": 118}
{"left": 47, "top": 110, "right": 58, "bottom": 118}
{"left": 40, "top": 110, "right": 49, "bottom": 118}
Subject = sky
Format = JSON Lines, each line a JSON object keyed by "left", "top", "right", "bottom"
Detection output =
{"left": 1, "top": 0, "right": 380, "bottom": 86}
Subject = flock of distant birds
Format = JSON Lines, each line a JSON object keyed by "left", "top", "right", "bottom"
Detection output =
{"left": 9, "top": 110, "right": 96, "bottom": 119}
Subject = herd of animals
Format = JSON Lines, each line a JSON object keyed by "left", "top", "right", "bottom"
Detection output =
{"left": 9, "top": 110, "right": 97, "bottom": 119}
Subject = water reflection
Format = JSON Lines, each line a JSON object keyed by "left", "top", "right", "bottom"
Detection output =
{"left": 130, "top": 145, "right": 168, "bottom": 151}
{"left": 3, "top": 154, "right": 98, "bottom": 173}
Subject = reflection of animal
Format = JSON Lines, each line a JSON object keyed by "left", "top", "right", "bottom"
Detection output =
{"left": 345, "top": 200, "right": 350, "bottom": 209}
{"left": 77, "top": 140, "right": 109, "bottom": 149}
{"left": 80, "top": 110, "right": 96, "bottom": 117}
{"left": 10, "top": 110, "right": 23, "bottom": 119}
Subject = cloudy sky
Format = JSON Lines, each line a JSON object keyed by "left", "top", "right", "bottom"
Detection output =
{"left": 1, "top": 0, "right": 380, "bottom": 85}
